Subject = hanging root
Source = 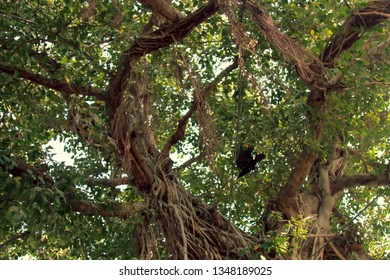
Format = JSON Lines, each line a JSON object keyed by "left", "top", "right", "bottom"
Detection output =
{"left": 243, "top": 0, "right": 325, "bottom": 86}
{"left": 133, "top": 211, "right": 160, "bottom": 259}
{"left": 134, "top": 155, "right": 257, "bottom": 259}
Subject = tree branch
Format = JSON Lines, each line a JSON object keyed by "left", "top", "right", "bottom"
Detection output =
{"left": 242, "top": 1, "right": 324, "bottom": 208}
{"left": 331, "top": 173, "right": 388, "bottom": 194}
{"left": 6, "top": 158, "right": 55, "bottom": 187}
{"left": 108, "top": 0, "right": 220, "bottom": 113}
{"left": 0, "top": 63, "right": 107, "bottom": 101}
{"left": 317, "top": 164, "right": 335, "bottom": 229}
{"left": 83, "top": 176, "right": 135, "bottom": 188}
{"left": 321, "top": 1, "right": 390, "bottom": 68}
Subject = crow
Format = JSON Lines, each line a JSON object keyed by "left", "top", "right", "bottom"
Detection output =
{"left": 235, "top": 143, "right": 265, "bottom": 178}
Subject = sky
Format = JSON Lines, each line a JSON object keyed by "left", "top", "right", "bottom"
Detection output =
{"left": 46, "top": 139, "right": 74, "bottom": 166}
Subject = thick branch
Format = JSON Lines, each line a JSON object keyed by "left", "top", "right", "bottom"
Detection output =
{"left": 6, "top": 158, "right": 55, "bottom": 186}
{"left": 331, "top": 173, "right": 388, "bottom": 194}
{"left": 0, "top": 63, "right": 107, "bottom": 101}
{"left": 317, "top": 165, "right": 335, "bottom": 229}
{"left": 108, "top": 0, "right": 220, "bottom": 112}
{"left": 321, "top": 1, "right": 390, "bottom": 67}
{"left": 83, "top": 176, "right": 135, "bottom": 188}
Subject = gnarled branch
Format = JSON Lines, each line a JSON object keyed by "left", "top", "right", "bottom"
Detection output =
{"left": 321, "top": 0, "right": 390, "bottom": 68}
{"left": 108, "top": 0, "right": 220, "bottom": 113}
{"left": 331, "top": 173, "right": 388, "bottom": 194}
{"left": 0, "top": 63, "right": 107, "bottom": 101}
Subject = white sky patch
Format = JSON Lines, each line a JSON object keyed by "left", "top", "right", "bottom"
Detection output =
{"left": 46, "top": 139, "right": 74, "bottom": 166}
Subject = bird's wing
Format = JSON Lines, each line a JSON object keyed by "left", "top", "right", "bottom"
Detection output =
{"left": 255, "top": 153, "right": 266, "bottom": 163}
{"left": 235, "top": 144, "right": 254, "bottom": 170}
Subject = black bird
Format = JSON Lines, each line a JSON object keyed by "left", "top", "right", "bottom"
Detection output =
{"left": 235, "top": 143, "right": 265, "bottom": 178}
